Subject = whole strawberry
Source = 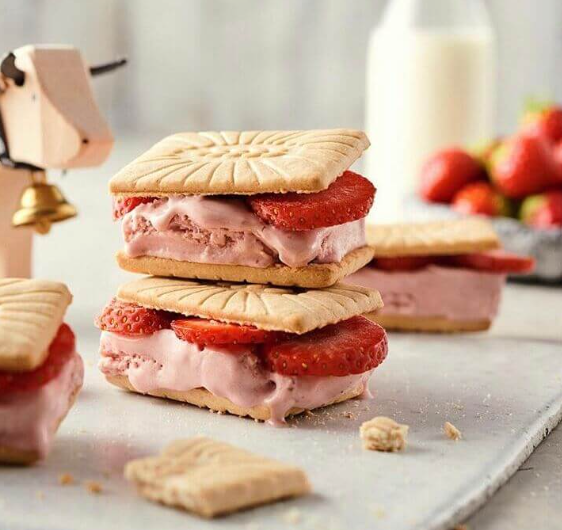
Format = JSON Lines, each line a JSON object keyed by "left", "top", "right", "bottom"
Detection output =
{"left": 521, "top": 101, "right": 562, "bottom": 144}
{"left": 419, "top": 148, "right": 484, "bottom": 203}
{"left": 452, "top": 182, "right": 510, "bottom": 217}
{"left": 489, "top": 132, "right": 559, "bottom": 199}
{"left": 520, "top": 190, "right": 562, "bottom": 229}
{"left": 551, "top": 140, "right": 562, "bottom": 184}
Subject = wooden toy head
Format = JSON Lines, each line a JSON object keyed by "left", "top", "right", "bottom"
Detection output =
{"left": 0, "top": 44, "right": 125, "bottom": 170}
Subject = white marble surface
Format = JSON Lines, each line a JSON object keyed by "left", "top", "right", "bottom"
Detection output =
{"left": 0, "top": 284, "right": 560, "bottom": 530}
{"left": 1, "top": 138, "right": 560, "bottom": 529}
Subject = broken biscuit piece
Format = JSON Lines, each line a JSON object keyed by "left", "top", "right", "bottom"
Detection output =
{"left": 360, "top": 416, "right": 409, "bottom": 452}
{"left": 444, "top": 421, "right": 462, "bottom": 441}
{"left": 124, "top": 437, "right": 311, "bottom": 518}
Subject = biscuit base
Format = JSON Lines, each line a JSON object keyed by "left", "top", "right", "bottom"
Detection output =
{"left": 365, "top": 312, "right": 492, "bottom": 333}
{"left": 106, "top": 375, "right": 364, "bottom": 421}
{"left": 0, "top": 388, "right": 80, "bottom": 466}
{"left": 116, "top": 246, "right": 374, "bottom": 289}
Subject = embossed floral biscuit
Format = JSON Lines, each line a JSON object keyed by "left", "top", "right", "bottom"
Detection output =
{"left": 0, "top": 278, "right": 72, "bottom": 371}
{"left": 110, "top": 129, "right": 370, "bottom": 196}
{"left": 124, "top": 437, "right": 311, "bottom": 517}
{"left": 366, "top": 218, "right": 499, "bottom": 257}
{"left": 116, "top": 276, "right": 384, "bottom": 334}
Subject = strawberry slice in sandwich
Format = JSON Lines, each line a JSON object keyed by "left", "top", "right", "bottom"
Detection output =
{"left": 0, "top": 279, "right": 84, "bottom": 465}
{"left": 347, "top": 218, "right": 535, "bottom": 333}
{"left": 109, "top": 130, "right": 375, "bottom": 288}
{"left": 95, "top": 277, "right": 387, "bottom": 425}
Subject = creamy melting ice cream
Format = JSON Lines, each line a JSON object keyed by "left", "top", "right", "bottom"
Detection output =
{"left": 99, "top": 330, "right": 372, "bottom": 425}
{"left": 0, "top": 352, "right": 83, "bottom": 458}
{"left": 122, "top": 196, "right": 366, "bottom": 268}
{"left": 347, "top": 265, "right": 505, "bottom": 322}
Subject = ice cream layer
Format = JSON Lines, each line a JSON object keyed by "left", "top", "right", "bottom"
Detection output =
{"left": 347, "top": 265, "right": 505, "bottom": 322}
{"left": 99, "top": 330, "right": 371, "bottom": 425}
{"left": 122, "top": 196, "right": 365, "bottom": 268}
{"left": 0, "top": 352, "right": 84, "bottom": 459}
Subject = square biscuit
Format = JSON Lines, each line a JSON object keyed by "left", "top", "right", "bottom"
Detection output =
{"left": 0, "top": 278, "right": 72, "bottom": 371}
{"left": 364, "top": 312, "right": 492, "bottom": 333}
{"left": 116, "top": 246, "right": 375, "bottom": 289}
{"left": 107, "top": 375, "right": 365, "bottom": 421}
{"left": 124, "top": 437, "right": 311, "bottom": 518}
{"left": 366, "top": 218, "right": 500, "bottom": 257}
{"left": 116, "top": 276, "right": 383, "bottom": 334}
{"left": 109, "top": 129, "right": 370, "bottom": 196}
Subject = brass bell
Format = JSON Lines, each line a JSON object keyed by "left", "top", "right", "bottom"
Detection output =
{"left": 12, "top": 171, "right": 77, "bottom": 234}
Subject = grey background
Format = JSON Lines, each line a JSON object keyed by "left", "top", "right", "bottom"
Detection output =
{"left": 1, "top": 0, "right": 562, "bottom": 136}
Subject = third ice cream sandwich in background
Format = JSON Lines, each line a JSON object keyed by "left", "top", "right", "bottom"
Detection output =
{"left": 109, "top": 129, "right": 375, "bottom": 288}
{"left": 347, "top": 218, "right": 535, "bottom": 332}
{"left": 95, "top": 277, "right": 387, "bottom": 425}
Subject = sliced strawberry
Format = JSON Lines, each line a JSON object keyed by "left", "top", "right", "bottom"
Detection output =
{"left": 247, "top": 170, "right": 375, "bottom": 231}
{"left": 113, "top": 197, "right": 155, "bottom": 220}
{"left": 373, "top": 256, "right": 435, "bottom": 271}
{"left": 263, "top": 316, "right": 388, "bottom": 377}
{"left": 450, "top": 250, "right": 535, "bottom": 274}
{"left": 95, "top": 298, "right": 172, "bottom": 335}
{"left": 171, "top": 318, "right": 281, "bottom": 346}
{"left": 0, "top": 323, "right": 76, "bottom": 395}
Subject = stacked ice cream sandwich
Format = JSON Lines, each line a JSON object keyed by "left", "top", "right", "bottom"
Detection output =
{"left": 0, "top": 279, "right": 83, "bottom": 464}
{"left": 348, "top": 218, "right": 535, "bottom": 332}
{"left": 96, "top": 129, "right": 389, "bottom": 423}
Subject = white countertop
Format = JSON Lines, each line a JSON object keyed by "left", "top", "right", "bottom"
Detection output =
{"left": 4, "top": 138, "right": 560, "bottom": 529}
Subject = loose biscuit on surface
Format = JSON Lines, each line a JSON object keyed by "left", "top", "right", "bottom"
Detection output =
{"left": 366, "top": 218, "right": 500, "bottom": 258}
{"left": 116, "top": 245, "right": 374, "bottom": 289}
{"left": 109, "top": 129, "right": 370, "bottom": 196}
{"left": 0, "top": 278, "right": 72, "bottom": 371}
{"left": 364, "top": 312, "right": 491, "bottom": 333}
{"left": 107, "top": 375, "right": 364, "bottom": 421}
{"left": 116, "top": 276, "right": 383, "bottom": 334}
{"left": 124, "top": 436, "right": 311, "bottom": 518}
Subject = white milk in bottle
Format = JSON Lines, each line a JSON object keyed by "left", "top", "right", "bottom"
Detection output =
{"left": 365, "top": 0, "right": 495, "bottom": 221}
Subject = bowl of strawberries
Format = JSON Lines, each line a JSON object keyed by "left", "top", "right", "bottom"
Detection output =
{"left": 416, "top": 101, "right": 562, "bottom": 283}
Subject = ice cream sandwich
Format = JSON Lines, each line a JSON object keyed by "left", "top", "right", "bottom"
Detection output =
{"left": 95, "top": 276, "right": 387, "bottom": 424}
{"left": 0, "top": 279, "right": 84, "bottom": 464}
{"left": 109, "top": 129, "right": 375, "bottom": 288}
{"left": 347, "top": 219, "right": 535, "bottom": 332}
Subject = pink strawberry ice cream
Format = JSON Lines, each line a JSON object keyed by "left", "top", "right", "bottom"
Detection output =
{"left": 0, "top": 352, "right": 83, "bottom": 459}
{"left": 99, "top": 330, "right": 371, "bottom": 425}
{"left": 347, "top": 265, "right": 505, "bottom": 322}
{"left": 121, "top": 196, "right": 366, "bottom": 268}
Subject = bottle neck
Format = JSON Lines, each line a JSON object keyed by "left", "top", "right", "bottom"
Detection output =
{"left": 381, "top": 0, "right": 492, "bottom": 30}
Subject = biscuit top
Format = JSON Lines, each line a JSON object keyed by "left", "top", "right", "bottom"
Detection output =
{"left": 116, "top": 276, "right": 383, "bottom": 334}
{"left": 0, "top": 278, "right": 72, "bottom": 372}
{"left": 109, "top": 129, "right": 369, "bottom": 196}
{"left": 366, "top": 218, "right": 500, "bottom": 257}
{"left": 124, "top": 436, "right": 311, "bottom": 518}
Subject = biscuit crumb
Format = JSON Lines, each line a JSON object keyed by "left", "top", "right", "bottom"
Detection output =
{"left": 58, "top": 473, "right": 74, "bottom": 486}
{"left": 360, "top": 416, "right": 408, "bottom": 452}
{"left": 281, "top": 508, "right": 302, "bottom": 524}
{"left": 304, "top": 410, "right": 315, "bottom": 417}
{"left": 342, "top": 411, "right": 356, "bottom": 419}
{"left": 444, "top": 421, "right": 462, "bottom": 441}
{"left": 85, "top": 481, "right": 103, "bottom": 494}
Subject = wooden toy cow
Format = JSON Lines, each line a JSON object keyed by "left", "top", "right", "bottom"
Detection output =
{"left": 0, "top": 44, "right": 125, "bottom": 277}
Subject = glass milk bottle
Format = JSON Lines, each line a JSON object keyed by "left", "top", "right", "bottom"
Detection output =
{"left": 365, "top": 0, "right": 495, "bottom": 221}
